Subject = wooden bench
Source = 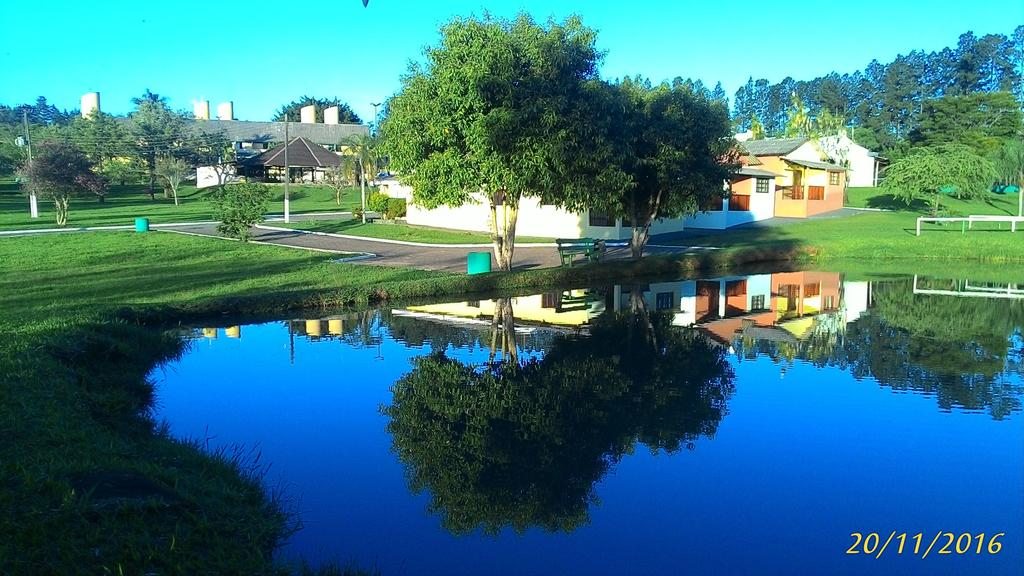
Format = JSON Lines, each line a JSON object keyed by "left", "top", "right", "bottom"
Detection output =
{"left": 556, "top": 238, "right": 605, "bottom": 266}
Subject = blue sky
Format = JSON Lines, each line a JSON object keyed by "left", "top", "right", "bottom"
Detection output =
{"left": 2, "top": 0, "right": 1021, "bottom": 123}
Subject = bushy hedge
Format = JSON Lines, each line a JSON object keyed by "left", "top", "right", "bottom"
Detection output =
{"left": 367, "top": 191, "right": 390, "bottom": 215}
{"left": 386, "top": 198, "right": 407, "bottom": 219}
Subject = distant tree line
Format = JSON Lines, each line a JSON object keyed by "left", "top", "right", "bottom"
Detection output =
{"left": 729, "top": 28, "right": 1024, "bottom": 154}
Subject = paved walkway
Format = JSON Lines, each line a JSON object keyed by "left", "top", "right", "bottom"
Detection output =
{"left": 8, "top": 208, "right": 864, "bottom": 273}
{"left": 164, "top": 223, "right": 653, "bottom": 272}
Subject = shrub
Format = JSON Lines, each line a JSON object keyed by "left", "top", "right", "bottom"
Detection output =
{"left": 386, "top": 198, "right": 407, "bottom": 219}
{"left": 367, "top": 191, "right": 390, "bottom": 214}
{"left": 209, "top": 183, "right": 271, "bottom": 241}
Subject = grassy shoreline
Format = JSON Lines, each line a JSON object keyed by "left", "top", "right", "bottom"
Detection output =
{"left": 2, "top": 220, "right": 1021, "bottom": 573}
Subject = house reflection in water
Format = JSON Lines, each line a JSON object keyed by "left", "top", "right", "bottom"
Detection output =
{"left": 400, "top": 272, "right": 871, "bottom": 354}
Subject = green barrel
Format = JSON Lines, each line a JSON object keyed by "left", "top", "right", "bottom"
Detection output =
{"left": 467, "top": 252, "right": 492, "bottom": 275}
{"left": 134, "top": 217, "right": 150, "bottom": 232}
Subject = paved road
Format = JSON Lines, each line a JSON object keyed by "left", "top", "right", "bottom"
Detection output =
{"left": 166, "top": 223, "right": 639, "bottom": 272}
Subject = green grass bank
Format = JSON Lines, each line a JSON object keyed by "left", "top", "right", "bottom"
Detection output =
{"left": 0, "top": 178, "right": 363, "bottom": 231}
{"left": 0, "top": 230, "right": 802, "bottom": 574}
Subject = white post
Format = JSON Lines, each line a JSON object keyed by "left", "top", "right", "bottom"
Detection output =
{"left": 916, "top": 218, "right": 921, "bottom": 236}
{"left": 23, "top": 111, "right": 38, "bottom": 218}
{"left": 283, "top": 120, "right": 290, "bottom": 223}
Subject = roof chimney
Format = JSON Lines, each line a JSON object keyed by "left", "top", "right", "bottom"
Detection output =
{"left": 80, "top": 92, "right": 100, "bottom": 118}
{"left": 323, "top": 106, "right": 340, "bottom": 125}
{"left": 300, "top": 104, "right": 316, "bottom": 124}
{"left": 216, "top": 101, "right": 234, "bottom": 120}
{"left": 194, "top": 100, "right": 210, "bottom": 120}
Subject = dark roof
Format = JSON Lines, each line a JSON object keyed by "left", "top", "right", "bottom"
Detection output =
{"left": 741, "top": 137, "right": 810, "bottom": 156}
{"left": 783, "top": 157, "right": 847, "bottom": 172}
{"left": 245, "top": 137, "right": 342, "bottom": 168}
{"left": 191, "top": 119, "right": 367, "bottom": 146}
{"left": 735, "top": 166, "right": 779, "bottom": 178}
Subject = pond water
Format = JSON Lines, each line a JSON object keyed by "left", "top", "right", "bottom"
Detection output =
{"left": 150, "top": 271, "right": 1024, "bottom": 576}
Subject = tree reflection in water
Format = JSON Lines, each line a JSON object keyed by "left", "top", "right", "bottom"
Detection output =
{"left": 734, "top": 278, "right": 1024, "bottom": 419}
{"left": 383, "top": 297, "right": 734, "bottom": 535}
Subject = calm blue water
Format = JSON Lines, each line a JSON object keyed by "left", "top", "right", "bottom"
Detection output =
{"left": 151, "top": 273, "right": 1024, "bottom": 575}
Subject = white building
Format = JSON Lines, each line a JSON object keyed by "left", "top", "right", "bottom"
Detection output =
{"left": 817, "top": 133, "right": 882, "bottom": 187}
{"left": 378, "top": 178, "right": 687, "bottom": 240}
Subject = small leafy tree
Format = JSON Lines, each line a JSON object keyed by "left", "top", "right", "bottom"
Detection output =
{"left": 882, "top": 144, "right": 997, "bottom": 215}
{"left": 322, "top": 161, "right": 354, "bottom": 205}
{"left": 784, "top": 92, "right": 812, "bottom": 137}
{"left": 344, "top": 133, "right": 378, "bottom": 222}
{"left": 209, "top": 183, "right": 271, "bottom": 241}
{"left": 22, "top": 141, "right": 106, "bottom": 226}
{"left": 154, "top": 156, "right": 190, "bottom": 206}
{"left": 749, "top": 116, "right": 766, "bottom": 140}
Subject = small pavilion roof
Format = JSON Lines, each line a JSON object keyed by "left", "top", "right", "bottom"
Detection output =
{"left": 245, "top": 137, "right": 342, "bottom": 168}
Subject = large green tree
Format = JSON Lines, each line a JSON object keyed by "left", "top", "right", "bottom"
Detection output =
{"left": 272, "top": 96, "right": 361, "bottom": 124}
{"left": 68, "top": 111, "right": 130, "bottom": 193}
{"left": 380, "top": 13, "right": 610, "bottom": 270}
{"left": 128, "top": 95, "right": 189, "bottom": 199}
{"left": 596, "top": 78, "right": 736, "bottom": 258}
{"left": 881, "top": 144, "right": 996, "bottom": 215}
{"left": 910, "top": 92, "right": 1023, "bottom": 155}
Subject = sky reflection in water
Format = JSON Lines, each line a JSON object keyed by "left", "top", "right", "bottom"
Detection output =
{"left": 151, "top": 271, "right": 1023, "bottom": 575}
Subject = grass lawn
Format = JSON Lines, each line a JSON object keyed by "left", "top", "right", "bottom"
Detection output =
{"left": 0, "top": 177, "right": 364, "bottom": 231}
{"left": 846, "top": 186, "right": 1022, "bottom": 216}
{"left": 673, "top": 210, "right": 1024, "bottom": 262}
{"left": 274, "top": 217, "right": 554, "bottom": 244}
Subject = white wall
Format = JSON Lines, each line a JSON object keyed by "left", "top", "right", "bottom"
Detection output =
{"left": 402, "top": 191, "right": 689, "bottom": 240}
{"left": 196, "top": 165, "right": 238, "bottom": 189}
{"left": 846, "top": 144, "right": 878, "bottom": 187}
{"left": 684, "top": 178, "right": 776, "bottom": 229}
{"left": 818, "top": 134, "right": 878, "bottom": 187}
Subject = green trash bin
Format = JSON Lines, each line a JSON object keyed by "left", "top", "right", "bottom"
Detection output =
{"left": 467, "top": 252, "right": 492, "bottom": 275}
{"left": 135, "top": 217, "right": 150, "bottom": 232}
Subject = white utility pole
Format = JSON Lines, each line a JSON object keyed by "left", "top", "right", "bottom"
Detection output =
{"left": 283, "top": 119, "right": 290, "bottom": 223}
{"left": 22, "top": 111, "right": 38, "bottom": 218}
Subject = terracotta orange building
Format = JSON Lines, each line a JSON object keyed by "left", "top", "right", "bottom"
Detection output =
{"left": 740, "top": 137, "right": 847, "bottom": 218}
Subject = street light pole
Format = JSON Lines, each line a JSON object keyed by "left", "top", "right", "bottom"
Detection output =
{"left": 22, "top": 111, "right": 38, "bottom": 218}
{"left": 283, "top": 118, "right": 290, "bottom": 223}
{"left": 371, "top": 102, "right": 381, "bottom": 133}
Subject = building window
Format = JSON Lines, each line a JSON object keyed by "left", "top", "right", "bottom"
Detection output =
{"left": 751, "top": 294, "right": 766, "bottom": 310}
{"left": 829, "top": 171, "right": 840, "bottom": 186}
{"left": 541, "top": 292, "right": 559, "bottom": 309}
{"left": 467, "top": 300, "right": 480, "bottom": 308}
{"left": 656, "top": 292, "right": 674, "bottom": 310}
{"left": 804, "top": 283, "right": 821, "bottom": 297}
{"left": 589, "top": 211, "right": 615, "bottom": 227}
{"left": 756, "top": 178, "right": 770, "bottom": 193}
